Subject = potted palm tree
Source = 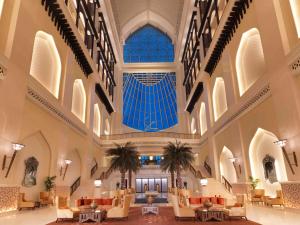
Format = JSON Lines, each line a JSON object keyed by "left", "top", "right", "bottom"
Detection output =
{"left": 160, "top": 154, "right": 176, "bottom": 188}
{"left": 161, "top": 140, "right": 194, "bottom": 189}
{"left": 106, "top": 142, "right": 140, "bottom": 190}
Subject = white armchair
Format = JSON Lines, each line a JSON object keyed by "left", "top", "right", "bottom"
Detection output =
{"left": 224, "top": 206, "right": 247, "bottom": 220}
{"left": 56, "top": 196, "right": 78, "bottom": 222}
{"left": 170, "top": 194, "right": 195, "bottom": 220}
{"left": 107, "top": 195, "right": 132, "bottom": 219}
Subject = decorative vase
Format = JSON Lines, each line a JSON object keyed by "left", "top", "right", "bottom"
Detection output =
{"left": 90, "top": 200, "right": 98, "bottom": 210}
{"left": 203, "top": 200, "right": 213, "bottom": 210}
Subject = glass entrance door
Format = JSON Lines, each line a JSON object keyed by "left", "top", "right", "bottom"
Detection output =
{"left": 135, "top": 178, "right": 168, "bottom": 193}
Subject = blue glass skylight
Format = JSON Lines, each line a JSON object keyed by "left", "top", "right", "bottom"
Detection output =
{"left": 123, "top": 72, "right": 178, "bottom": 132}
{"left": 123, "top": 25, "right": 174, "bottom": 63}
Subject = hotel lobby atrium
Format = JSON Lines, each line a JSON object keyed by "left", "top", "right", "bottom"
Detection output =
{"left": 1, "top": 0, "right": 300, "bottom": 224}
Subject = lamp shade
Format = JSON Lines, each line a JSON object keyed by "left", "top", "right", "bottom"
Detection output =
{"left": 64, "top": 159, "right": 72, "bottom": 165}
{"left": 200, "top": 178, "right": 208, "bottom": 186}
{"left": 94, "top": 179, "right": 102, "bottom": 187}
{"left": 12, "top": 143, "right": 25, "bottom": 151}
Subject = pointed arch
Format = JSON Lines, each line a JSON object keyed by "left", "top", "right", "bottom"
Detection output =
{"left": 122, "top": 10, "right": 176, "bottom": 43}
{"left": 249, "top": 128, "right": 288, "bottom": 196}
{"left": 123, "top": 24, "right": 174, "bottom": 63}
{"left": 71, "top": 79, "right": 86, "bottom": 123}
{"left": 191, "top": 117, "right": 197, "bottom": 134}
{"left": 93, "top": 104, "right": 101, "bottom": 137}
{"left": 212, "top": 77, "right": 228, "bottom": 121}
{"left": 289, "top": 0, "right": 300, "bottom": 37}
{"left": 104, "top": 118, "right": 110, "bottom": 135}
{"left": 0, "top": 0, "right": 4, "bottom": 18}
{"left": 199, "top": 102, "right": 207, "bottom": 135}
{"left": 220, "top": 146, "right": 237, "bottom": 184}
{"left": 30, "top": 31, "right": 62, "bottom": 98}
{"left": 236, "top": 28, "right": 266, "bottom": 96}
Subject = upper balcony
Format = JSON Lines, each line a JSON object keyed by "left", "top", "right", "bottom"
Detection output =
{"left": 42, "top": 0, "right": 116, "bottom": 113}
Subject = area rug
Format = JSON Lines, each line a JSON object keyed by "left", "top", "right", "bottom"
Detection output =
{"left": 47, "top": 207, "right": 261, "bottom": 225}
{"left": 135, "top": 197, "right": 168, "bottom": 204}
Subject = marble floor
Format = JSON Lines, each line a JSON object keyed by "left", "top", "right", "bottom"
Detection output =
{"left": 0, "top": 204, "right": 300, "bottom": 225}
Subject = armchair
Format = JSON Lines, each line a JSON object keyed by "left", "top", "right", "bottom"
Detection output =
{"left": 265, "top": 190, "right": 284, "bottom": 207}
{"left": 107, "top": 195, "right": 132, "bottom": 219}
{"left": 250, "top": 189, "right": 265, "bottom": 204}
{"left": 171, "top": 194, "right": 195, "bottom": 220}
{"left": 56, "top": 196, "right": 78, "bottom": 222}
{"left": 40, "top": 192, "right": 53, "bottom": 206}
{"left": 224, "top": 206, "right": 247, "bottom": 220}
{"left": 18, "top": 193, "right": 35, "bottom": 210}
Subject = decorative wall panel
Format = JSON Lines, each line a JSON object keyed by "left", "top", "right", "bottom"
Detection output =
{"left": 0, "top": 186, "right": 19, "bottom": 213}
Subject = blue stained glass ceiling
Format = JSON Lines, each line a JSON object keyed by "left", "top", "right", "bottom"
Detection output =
{"left": 123, "top": 25, "right": 174, "bottom": 63}
{"left": 123, "top": 72, "right": 178, "bottom": 132}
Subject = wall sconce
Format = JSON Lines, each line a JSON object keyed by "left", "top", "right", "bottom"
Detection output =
{"left": 60, "top": 159, "right": 72, "bottom": 180}
{"left": 2, "top": 143, "right": 25, "bottom": 178}
{"left": 94, "top": 179, "right": 102, "bottom": 188}
{"left": 274, "top": 139, "right": 298, "bottom": 174}
{"left": 200, "top": 178, "right": 208, "bottom": 186}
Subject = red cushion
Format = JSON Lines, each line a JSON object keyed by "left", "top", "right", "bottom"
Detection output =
{"left": 83, "top": 199, "right": 92, "bottom": 205}
{"left": 200, "top": 197, "right": 210, "bottom": 204}
{"left": 217, "top": 197, "right": 225, "bottom": 205}
{"left": 210, "top": 197, "right": 218, "bottom": 204}
{"left": 101, "top": 198, "right": 113, "bottom": 205}
{"left": 189, "top": 197, "right": 201, "bottom": 204}
{"left": 94, "top": 199, "right": 102, "bottom": 205}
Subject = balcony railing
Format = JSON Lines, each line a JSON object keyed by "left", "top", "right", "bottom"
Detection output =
{"left": 100, "top": 132, "right": 201, "bottom": 140}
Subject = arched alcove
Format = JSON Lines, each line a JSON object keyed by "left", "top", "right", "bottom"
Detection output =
{"left": 12, "top": 131, "right": 52, "bottom": 201}
{"left": 93, "top": 104, "right": 101, "bottom": 137}
{"left": 212, "top": 77, "right": 228, "bottom": 121}
{"left": 199, "top": 102, "right": 208, "bottom": 135}
{"left": 220, "top": 146, "right": 237, "bottom": 184}
{"left": 0, "top": 0, "right": 4, "bottom": 19}
{"left": 191, "top": 117, "right": 197, "bottom": 134}
{"left": 289, "top": 0, "right": 300, "bottom": 37}
{"left": 104, "top": 118, "right": 110, "bottom": 135}
{"left": 30, "top": 31, "right": 62, "bottom": 98}
{"left": 71, "top": 79, "right": 86, "bottom": 123}
{"left": 249, "top": 128, "right": 288, "bottom": 197}
{"left": 236, "top": 28, "right": 266, "bottom": 96}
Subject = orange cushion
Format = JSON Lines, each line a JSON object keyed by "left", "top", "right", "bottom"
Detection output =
{"left": 189, "top": 197, "right": 201, "bottom": 204}
{"left": 200, "top": 197, "right": 210, "bottom": 204}
{"left": 94, "top": 199, "right": 102, "bottom": 205}
{"left": 210, "top": 197, "right": 218, "bottom": 204}
{"left": 217, "top": 197, "right": 225, "bottom": 205}
{"left": 102, "top": 198, "right": 113, "bottom": 205}
{"left": 179, "top": 202, "right": 185, "bottom": 208}
{"left": 83, "top": 199, "right": 92, "bottom": 205}
{"left": 58, "top": 197, "right": 68, "bottom": 208}
{"left": 234, "top": 203, "right": 243, "bottom": 207}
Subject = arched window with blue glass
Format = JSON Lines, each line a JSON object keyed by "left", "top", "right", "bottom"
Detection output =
{"left": 123, "top": 72, "right": 178, "bottom": 132}
{"left": 123, "top": 24, "right": 174, "bottom": 63}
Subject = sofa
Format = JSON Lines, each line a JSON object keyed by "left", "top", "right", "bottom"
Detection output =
{"left": 75, "top": 197, "right": 117, "bottom": 210}
{"left": 185, "top": 196, "right": 225, "bottom": 209}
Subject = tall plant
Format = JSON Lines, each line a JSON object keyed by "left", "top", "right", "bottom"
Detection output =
{"left": 44, "top": 176, "right": 56, "bottom": 192}
{"left": 249, "top": 176, "right": 260, "bottom": 190}
{"left": 161, "top": 140, "right": 194, "bottom": 189}
{"left": 106, "top": 142, "right": 140, "bottom": 190}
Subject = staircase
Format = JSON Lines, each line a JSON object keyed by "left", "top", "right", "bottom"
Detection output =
{"left": 189, "top": 165, "right": 204, "bottom": 179}
{"left": 99, "top": 168, "right": 113, "bottom": 180}
{"left": 70, "top": 176, "right": 81, "bottom": 196}
{"left": 202, "top": 178, "right": 235, "bottom": 201}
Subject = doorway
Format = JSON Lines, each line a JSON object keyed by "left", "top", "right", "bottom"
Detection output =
{"left": 135, "top": 178, "right": 168, "bottom": 193}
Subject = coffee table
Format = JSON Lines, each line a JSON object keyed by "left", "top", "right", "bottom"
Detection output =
{"left": 195, "top": 208, "right": 224, "bottom": 222}
{"left": 79, "top": 209, "right": 106, "bottom": 223}
{"left": 142, "top": 206, "right": 159, "bottom": 215}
